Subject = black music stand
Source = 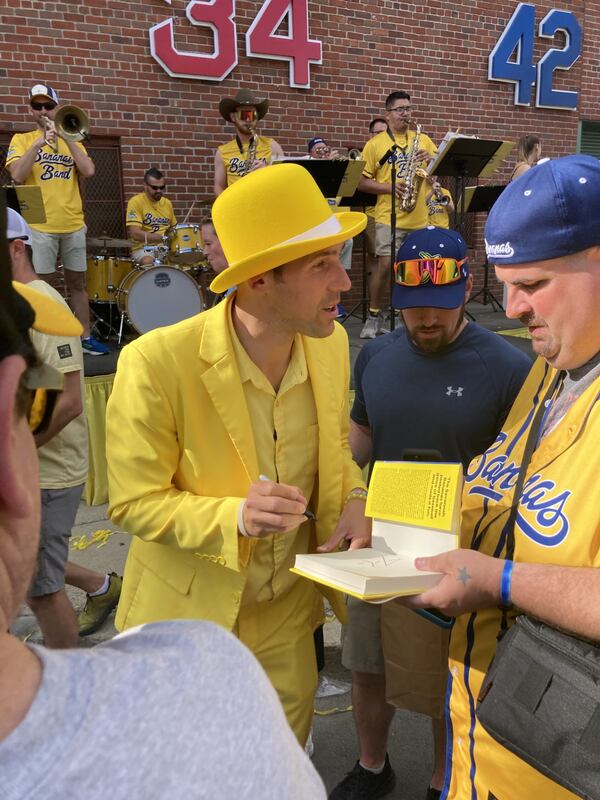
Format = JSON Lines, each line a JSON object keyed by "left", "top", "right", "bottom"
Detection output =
{"left": 461, "top": 184, "right": 506, "bottom": 312}
{"left": 338, "top": 188, "right": 373, "bottom": 325}
{"left": 426, "top": 138, "right": 508, "bottom": 233}
{"left": 272, "top": 158, "right": 351, "bottom": 198}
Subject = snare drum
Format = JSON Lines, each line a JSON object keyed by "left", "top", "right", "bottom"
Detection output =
{"left": 87, "top": 256, "right": 133, "bottom": 302}
{"left": 117, "top": 266, "right": 203, "bottom": 334}
{"left": 167, "top": 223, "right": 202, "bottom": 264}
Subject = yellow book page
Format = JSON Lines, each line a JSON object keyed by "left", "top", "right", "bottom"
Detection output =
{"left": 365, "top": 461, "right": 461, "bottom": 532}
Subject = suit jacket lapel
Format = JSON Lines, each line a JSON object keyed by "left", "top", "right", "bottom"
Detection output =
{"left": 199, "top": 298, "right": 259, "bottom": 484}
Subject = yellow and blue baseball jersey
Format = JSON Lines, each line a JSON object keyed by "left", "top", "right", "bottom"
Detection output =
{"left": 445, "top": 358, "right": 600, "bottom": 799}
{"left": 6, "top": 130, "right": 87, "bottom": 233}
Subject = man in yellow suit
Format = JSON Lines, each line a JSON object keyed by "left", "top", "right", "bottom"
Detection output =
{"left": 106, "top": 163, "right": 371, "bottom": 744}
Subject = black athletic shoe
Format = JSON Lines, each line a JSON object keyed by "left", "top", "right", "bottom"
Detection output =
{"left": 328, "top": 753, "right": 396, "bottom": 799}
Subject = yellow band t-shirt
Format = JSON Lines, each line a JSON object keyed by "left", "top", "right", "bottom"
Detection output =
{"left": 218, "top": 136, "right": 275, "bottom": 188}
{"left": 6, "top": 130, "right": 88, "bottom": 234}
{"left": 361, "top": 129, "right": 437, "bottom": 228}
{"left": 427, "top": 187, "right": 452, "bottom": 228}
{"left": 126, "top": 192, "right": 177, "bottom": 251}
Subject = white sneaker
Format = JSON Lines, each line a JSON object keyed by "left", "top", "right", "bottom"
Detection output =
{"left": 305, "top": 729, "right": 315, "bottom": 758}
{"left": 360, "top": 314, "right": 379, "bottom": 339}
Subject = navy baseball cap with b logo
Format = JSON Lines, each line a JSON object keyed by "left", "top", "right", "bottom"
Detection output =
{"left": 392, "top": 226, "right": 469, "bottom": 310}
{"left": 485, "top": 154, "right": 600, "bottom": 265}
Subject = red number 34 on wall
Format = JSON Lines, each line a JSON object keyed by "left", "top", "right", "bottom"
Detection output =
{"left": 149, "top": 0, "right": 322, "bottom": 89}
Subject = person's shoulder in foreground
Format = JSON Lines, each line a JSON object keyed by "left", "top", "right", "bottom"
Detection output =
{"left": 1, "top": 619, "right": 326, "bottom": 800}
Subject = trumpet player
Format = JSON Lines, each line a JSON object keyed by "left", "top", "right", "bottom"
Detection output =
{"left": 425, "top": 177, "right": 455, "bottom": 229}
{"left": 5, "top": 84, "right": 105, "bottom": 355}
{"left": 358, "top": 90, "right": 437, "bottom": 339}
{"left": 214, "top": 88, "right": 284, "bottom": 196}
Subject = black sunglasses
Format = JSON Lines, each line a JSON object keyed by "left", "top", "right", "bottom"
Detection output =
{"left": 146, "top": 183, "right": 166, "bottom": 191}
{"left": 31, "top": 101, "right": 57, "bottom": 111}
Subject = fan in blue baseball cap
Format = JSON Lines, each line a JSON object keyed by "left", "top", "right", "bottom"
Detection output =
{"left": 485, "top": 153, "right": 600, "bottom": 370}
{"left": 391, "top": 225, "right": 472, "bottom": 352}
{"left": 401, "top": 154, "right": 600, "bottom": 800}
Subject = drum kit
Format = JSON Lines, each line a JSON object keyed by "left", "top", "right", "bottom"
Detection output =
{"left": 87, "top": 223, "right": 209, "bottom": 344}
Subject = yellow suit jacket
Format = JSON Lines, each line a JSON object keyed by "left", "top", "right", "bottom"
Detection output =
{"left": 107, "top": 297, "right": 365, "bottom": 631}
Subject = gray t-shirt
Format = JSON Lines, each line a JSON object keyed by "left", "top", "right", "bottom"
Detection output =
{"left": 0, "top": 620, "right": 326, "bottom": 800}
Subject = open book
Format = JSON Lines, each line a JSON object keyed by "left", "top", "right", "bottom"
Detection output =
{"left": 291, "top": 461, "right": 462, "bottom": 602}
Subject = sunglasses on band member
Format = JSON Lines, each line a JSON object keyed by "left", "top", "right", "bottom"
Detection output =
{"left": 31, "top": 101, "right": 57, "bottom": 111}
{"left": 146, "top": 183, "right": 166, "bottom": 191}
{"left": 236, "top": 108, "right": 258, "bottom": 123}
{"left": 394, "top": 257, "right": 467, "bottom": 286}
{"left": 20, "top": 362, "right": 64, "bottom": 435}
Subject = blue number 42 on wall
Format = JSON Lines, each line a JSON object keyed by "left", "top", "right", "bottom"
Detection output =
{"left": 488, "top": 2, "right": 581, "bottom": 110}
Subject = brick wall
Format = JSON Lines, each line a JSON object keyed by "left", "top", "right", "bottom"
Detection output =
{"left": 1, "top": 0, "right": 598, "bottom": 307}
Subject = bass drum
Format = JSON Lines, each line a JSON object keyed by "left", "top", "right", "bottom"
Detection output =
{"left": 117, "top": 266, "right": 203, "bottom": 334}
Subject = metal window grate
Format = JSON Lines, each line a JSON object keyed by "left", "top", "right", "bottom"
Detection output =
{"left": 579, "top": 121, "right": 600, "bottom": 158}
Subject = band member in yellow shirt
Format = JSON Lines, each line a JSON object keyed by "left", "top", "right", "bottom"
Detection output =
{"left": 425, "top": 178, "right": 455, "bottom": 229}
{"left": 5, "top": 83, "right": 105, "bottom": 355}
{"left": 358, "top": 90, "right": 436, "bottom": 338}
{"left": 214, "top": 89, "right": 284, "bottom": 195}
{"left": 126, "top": 169, "right": 177, "bottom": 266}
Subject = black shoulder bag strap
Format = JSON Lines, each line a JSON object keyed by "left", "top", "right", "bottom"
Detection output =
{"left": 500, "top": 369, "right": 563, "bottom": 630}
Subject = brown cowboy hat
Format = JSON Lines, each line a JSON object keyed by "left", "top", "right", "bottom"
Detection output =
{"left": 219, "top": 89, "right": 269, "bottom": 122}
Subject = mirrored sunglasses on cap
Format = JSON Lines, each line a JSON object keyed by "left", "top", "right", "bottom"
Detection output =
{"left": 21, "top": 362, "right": 64, "bottom": 435}
{"left": 394, "top": 257, "right": 468, "bottom": 286}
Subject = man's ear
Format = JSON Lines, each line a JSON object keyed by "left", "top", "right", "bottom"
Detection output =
{"left": 464, "top": 274, "right": 474, "bottom": 303}
{"left": 0, "top": 356, "right": 35, "bottom": 518}
{"left": 246, "top": 273, "right": 270, "bottom": 291}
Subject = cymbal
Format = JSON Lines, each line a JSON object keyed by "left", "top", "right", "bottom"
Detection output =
{"left": 87, "top": 236, "right": 131, "bottom": 249}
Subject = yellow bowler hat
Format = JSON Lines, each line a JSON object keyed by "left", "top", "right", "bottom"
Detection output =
{"left": 210, "top": 163, "right": 367, "bottom": 293}
{"left": 13, "top": 281, "right": 83, "bottom": 337}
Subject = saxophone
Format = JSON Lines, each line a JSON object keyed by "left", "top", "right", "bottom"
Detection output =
{"left": 242, "top": 126, "right": 258, "bottom": 176}
{"left": 399, "top": 123, "right": 428, "bottom": 213}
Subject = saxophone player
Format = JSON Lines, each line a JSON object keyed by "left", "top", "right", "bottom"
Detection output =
{"left": 357, "top": 91, "right": 437, "bottom": 338}
{"left": 213, "top": 89, "right": 284, "bottom": 196}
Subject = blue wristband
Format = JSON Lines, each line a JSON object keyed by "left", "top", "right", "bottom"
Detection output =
{"left": 500, "top": 559, "right": 514, "bottom": 608}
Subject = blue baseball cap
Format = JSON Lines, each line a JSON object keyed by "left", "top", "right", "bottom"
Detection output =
{"left": 307, "top": 137, "right": 327, "bottom": 153}
{"left": 392, "top": 226, "right": 469, "bottom": 310}
{"left": 485, "top": 154, "right": 600, "bottom": 266}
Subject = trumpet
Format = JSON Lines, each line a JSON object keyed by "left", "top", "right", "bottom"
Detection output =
{"left": 42, "top": 105, "right": 90, "bottom": 153}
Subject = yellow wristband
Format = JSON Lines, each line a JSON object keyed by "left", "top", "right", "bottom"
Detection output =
{"left": 345, "top": 487, "right": 368, "bottom": 505}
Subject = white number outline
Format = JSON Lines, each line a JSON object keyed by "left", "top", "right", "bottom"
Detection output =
{"left": 149, "top": 0, "right": 238, "bottom": 82}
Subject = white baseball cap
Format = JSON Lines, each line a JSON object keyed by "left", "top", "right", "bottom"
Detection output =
{"left": 6, "top": 207, "right": 33, "bottom": 245}
{"left": 29, "top": 83, "right": 60, "bottom": 105}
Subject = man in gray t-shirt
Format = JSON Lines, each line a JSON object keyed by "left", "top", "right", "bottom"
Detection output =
{"left": 0, "top": 243, "right": 325, "bottom": 799}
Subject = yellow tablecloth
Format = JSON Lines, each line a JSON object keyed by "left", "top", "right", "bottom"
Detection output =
{"left": 84, "top": 373, "right": 114, "bottom": 506}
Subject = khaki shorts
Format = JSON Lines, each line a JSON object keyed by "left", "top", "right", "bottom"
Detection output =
{"left": 29, "top": 484, "right": 85, "bottom": 597}
{"left": 365, "top": 214, "right": 377, "bottom": 256}
{"left": 374, "top": 223, "right": 411, "bottom": 258}
{"left": 31, "top": 225, "right": 87, "bottom": 274}
{"left": 341, "top": 595, "right": 385, "bottom": 674}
